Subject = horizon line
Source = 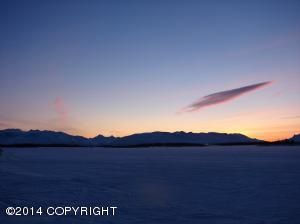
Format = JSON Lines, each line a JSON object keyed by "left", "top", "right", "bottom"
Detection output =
{"left": 0, "top": 128, "right": 298, "bottom": 143}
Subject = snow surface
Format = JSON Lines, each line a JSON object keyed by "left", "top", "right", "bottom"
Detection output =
{"left": 0, "top": 146, "right": 300, "bottom": 224}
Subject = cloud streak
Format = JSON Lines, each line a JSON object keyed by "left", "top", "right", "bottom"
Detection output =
{"left": 182, "top": 81, "right": 272, "bottom": 112}
{"left": 54, "top": 97, "right": 68, "bottom": 121}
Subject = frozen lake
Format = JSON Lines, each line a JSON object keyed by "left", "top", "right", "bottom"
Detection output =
{"left": 1, "top": 146, "right": 300, "bottom": 224}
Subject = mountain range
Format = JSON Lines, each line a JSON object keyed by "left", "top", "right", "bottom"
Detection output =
{"left": 0, "top": 129, "right": 299, "bottom": 147}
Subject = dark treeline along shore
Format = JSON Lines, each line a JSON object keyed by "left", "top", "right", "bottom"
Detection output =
{"left": 0, "top": 129, "right": 299, "bottom": 148}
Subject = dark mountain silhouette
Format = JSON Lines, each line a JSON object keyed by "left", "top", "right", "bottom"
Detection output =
{"left": 259, "top": 133, "right": 300, "bottom": 146}
{"left": 111, "top": 131, "right": 261, "bottom": 147}
{"left": 0, "top": 129, "right": 89, "bottom": 146}
{"left": 92, "top": 134, "right": 116, "bottom": 146}
{"left": 291, "top": 134, "right": 300, "bottom": 143}
{"left": 0, "top": 129, "right": 265, "bottom": 147}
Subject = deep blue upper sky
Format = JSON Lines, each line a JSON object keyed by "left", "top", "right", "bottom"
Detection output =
{"left": 0, "top": 0, "right": 299, "bottom": 140}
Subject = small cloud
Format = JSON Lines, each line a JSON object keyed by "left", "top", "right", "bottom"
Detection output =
{"left": 181, "top": 81, "right": 272, "bottom": 113}
{"left": 53, "top": 97, "right": 68, "bottom": 121}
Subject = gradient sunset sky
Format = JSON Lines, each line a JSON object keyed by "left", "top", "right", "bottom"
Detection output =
{"left": 0, "top": 0, "right": 299, "bottom": 141}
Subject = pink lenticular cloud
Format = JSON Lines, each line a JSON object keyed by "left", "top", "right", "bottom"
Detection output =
{"left": 182, "top": 81, "right": 273, "bottom": 113}
{"left": 54, "top": 97, "right": 68, "bottom": 121}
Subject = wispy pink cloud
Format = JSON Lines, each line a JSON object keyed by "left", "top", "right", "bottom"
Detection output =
{"left": 51, "top": 97, "right": 80, "bottom": 134}
{"left": 54, "top": 97, "right": 68, "bottom": 121}
{"left": 182, "top": 81, "right": 273, "bottom": 113}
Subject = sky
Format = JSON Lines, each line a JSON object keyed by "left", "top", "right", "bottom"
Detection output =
{"left": 0, "top": 0, "right": 299, "bottom": 141}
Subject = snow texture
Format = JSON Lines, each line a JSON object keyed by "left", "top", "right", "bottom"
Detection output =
{"left": 1, "top": 146, "right": 300, "bottom": 224}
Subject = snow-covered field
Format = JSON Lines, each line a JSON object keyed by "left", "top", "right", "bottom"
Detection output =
{"left": 1, "top": 146, "right": 300, "bottom": 224}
